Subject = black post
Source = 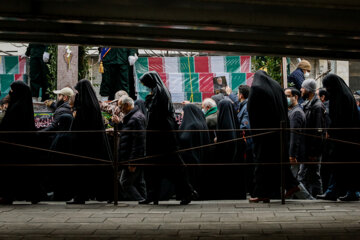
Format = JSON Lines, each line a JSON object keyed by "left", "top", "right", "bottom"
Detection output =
{"left": 113, "top": 124, "right": 119, "bottom": 206}
{"left": 280, "top": 121, "right": 286, "bottom": 205}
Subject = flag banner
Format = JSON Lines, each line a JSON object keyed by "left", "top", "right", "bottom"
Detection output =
{"left": 34, "top": 112, "right": 54, "bottom": 129}
{"left": 100, "top": 47, "right": 111, "bottom": 60}
{"left": 135, "top": 56, "right": 252, "bottom": 103}
{"left": 0, "top": 56, "right": 28, "bottom": 99}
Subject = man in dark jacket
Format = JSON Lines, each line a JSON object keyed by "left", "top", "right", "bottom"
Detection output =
{"left": 285, "top": 88, "right": 306, "bottom": 166}
{"left": 43, "top": 87, "right": 74, "bottom": 132}
{"left": 300, "top": 79, "right": 326, "bottom": 197}
{"left": 113, "top": 96, "right": 146, "bottom": 201}
{"left": 288, "top": 60, "right": 311, "bottom": 91}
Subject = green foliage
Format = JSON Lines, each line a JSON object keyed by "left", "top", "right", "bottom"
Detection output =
{"left": 45, "top": 45, "right": 92, "bottom": 100}
{"left": 254, "top": 56, "right": 282, "bottom": 84}
{"left": 46, "top": 45, "right": 57, "bottom": 99}
{"left": 78, "top": 46, "right": 91, "bottom": 80}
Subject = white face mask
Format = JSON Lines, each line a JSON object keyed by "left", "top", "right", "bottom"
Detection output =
{"left": 304, "top": 72, "right": 310, "bottom": 78}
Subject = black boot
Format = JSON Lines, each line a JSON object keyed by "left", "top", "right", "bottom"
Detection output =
{"left": 316, "top": 193, "right": 337, "bottom": 201}
{"left": 66, "top": 198, "right": 85, "bottom": 204}
{"left": 138, "top": 199, "right": 158, "bottom": 205}
{"left": 180, "top": 190, "right": 199, "bottom": 205}
{"left": 339, "top": 192, "right": 359, "bottom": 201}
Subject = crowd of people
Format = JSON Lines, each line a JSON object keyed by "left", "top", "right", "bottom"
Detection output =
{"left": 0, "top": 63, "right": 359, "bottom": 205}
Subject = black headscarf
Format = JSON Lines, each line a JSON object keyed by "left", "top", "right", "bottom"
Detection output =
{"left": 72, "top": 79, "right": 105, "bottom": 131}
{"left": 211, "top": 93, "right": 225, "bottom": 105}
{"left": 248, "top": 70, "right": 288, "bottom": 132}
{"left": 322, "top": 74, "right": 360, "bottom": 132}
{"left": 0, "top": 81, "right": 38, "bottom": 200}
{"left": 322, "top": 74, "right": 360, "bottom": 164}
{"left": 217, "top": 99, "right": 239, "bottom": 147}
{"left": 0, "top": 80, "right": 36, "bottom": 163}
{"left": 214, "top": 99, "right": 246, "bottom": 199}
{"left": 140, "top": 71, "right": 175, "bottom": 118}
{"left": 0, "top": 81, "right": 35, "bottom": 132}
{"left": 71, "top": 79, "right": 112, "bottom": 162}
{"left": 248, "top": 70, "right": 289, "bottom": 164}
{"left": 248, "top": 70, "right": 297, "bottom": 198}
{"left": 140, "top": 71, "right": 180, "bottom": 163}
{"left": 179, "top": 104, "right": 211, "bottom": 164}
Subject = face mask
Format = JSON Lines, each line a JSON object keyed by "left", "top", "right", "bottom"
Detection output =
{"left": 304, "top": 72, "right": 310, "bottom": 78}
{"left": 287, "top": 97, "right": 292, "bottom": 107}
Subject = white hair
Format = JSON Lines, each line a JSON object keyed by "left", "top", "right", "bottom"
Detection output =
{"left": 202, "top": 98, "right": 216, "bottom": 108}
{"left": 119, "top": 96, "right": 134, "bottom": 107}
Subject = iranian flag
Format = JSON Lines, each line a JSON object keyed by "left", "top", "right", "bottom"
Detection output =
{"left": 135, "top": 56, "right": 253, "bottom": 102}
{"left": 0, "top": 56, "right": 27, "bottom": 99}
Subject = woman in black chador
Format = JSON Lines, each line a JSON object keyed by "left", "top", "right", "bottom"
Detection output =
{"left": 139, "top": 71, "right": 195, "bottom": 205}
{"left": 179, "top": 104, "right": 211, "bottom": 197}
{"left": 215, "top": 99, "right": 246, "bottom": 199}
{"left": 0, "top": 81, "right": 41, "bottom": 204}
{"left": 317, "top": 74, "right": 360, "bottom": 201}
{"left": 66, "top": 79, "right": 113, "bottom": 204}
{"left": 247, "top": 70, "right": 299, "bottom": 202}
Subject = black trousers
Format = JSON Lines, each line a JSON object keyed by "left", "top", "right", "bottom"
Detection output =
{"left": 144, "top": 165, "right": 193, "bottom": 201}
{"left": 29, "top": 57, "right": 49, "bottom": 101}
{"left": 100, "top": 64, "right": 129, "bottom": 100}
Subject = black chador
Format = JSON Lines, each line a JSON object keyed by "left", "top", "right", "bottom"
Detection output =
{"left": 321, "top": 74, "right": 360, "bottom": 199}
{"left": 67, "top": 79, "right": 113, "bottom": 203}
{"left": 247, "top": 70, "right": 298, "bottom": 200}
{"left": 0, "top": 81, "right": 41, "bottom": 203}
{"left": 140, "top": 71, "right": 194, "bottom": 205}
{"left": 214, "top": 99, "right": 246, "bottom": 199}
{"left": 179, "top": 104, "right": 211, "bottom": 196}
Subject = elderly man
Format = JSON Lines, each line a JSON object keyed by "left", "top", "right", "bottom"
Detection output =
{"left": 202, "top": 98, "right": 217, "bottom": 143}
{"left": 112, "top": 96, "right": 147, "bottom": 201}
{"left": 300, "top": 79, "right": 326, "bottom": 197}
{"left": 43, "top": 87, "right": 74, "bottom": 131}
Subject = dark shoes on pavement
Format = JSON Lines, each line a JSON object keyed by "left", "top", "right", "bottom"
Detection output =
{"left": 316, "top": 193, "right": 337, "bottom": 201}
{"left": 66, "top": 198, "right": 86, "bottom": 204}
{"left": 249, "top": 197, "right": 270, "bottom": 203}
{"left": 338, "top": 192, "right": 359, "bottom": 201}
{"left": 138, "top": 199, "right": 159, "bottom": 205}
{"left": 139, "top": 190, "right": 199, "bottom": 205}
{"left": 0, "top": 197, "right": 13, "bottom": 205}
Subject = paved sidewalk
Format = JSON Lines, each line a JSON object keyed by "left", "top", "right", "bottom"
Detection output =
{"left": 0, "top": 200, "right": 359, "bottom": 239}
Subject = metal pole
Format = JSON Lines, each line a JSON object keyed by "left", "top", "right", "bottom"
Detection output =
{"left": 280, "top": 121, "right": 286, "bottom": 205}
{"left": 282, "top": 57, "right": 288, "bottom": 88}
{"left": 113, "top": 124, "right": 119, "bottom": 206}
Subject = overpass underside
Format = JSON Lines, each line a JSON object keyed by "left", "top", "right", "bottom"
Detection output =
{"left": 0, "top": 0, "right": 360, "bottom": 59}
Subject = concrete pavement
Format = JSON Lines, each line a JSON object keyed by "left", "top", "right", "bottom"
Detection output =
{"left": 0, "top": 200, "right": 359, "bottom": 239}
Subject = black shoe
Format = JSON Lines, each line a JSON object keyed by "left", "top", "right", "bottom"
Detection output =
{"left": 138, "top": 199, "right": 158, "bottom": 205}
{"left": 31, "top": 200, "right": 40, "bottom": 204}
{"left": 66, "top": 199, "right": 85, "bottom": 204}
{"left": 0, "top": 197, "right": 13, "bottom": 205}
{"left": 339, "top": 193, "right": 359, "bottom": 201}
{"left": 316, "top": 193, "right": 337, "bottom": 201}
{"left": 191, "top": 190, "right": 199, "bottom": 200}
{"left": 180, "top": 198, "right": 191, "bottom": 205}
